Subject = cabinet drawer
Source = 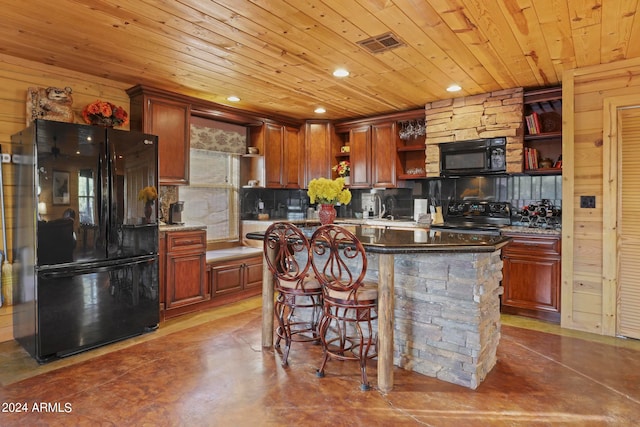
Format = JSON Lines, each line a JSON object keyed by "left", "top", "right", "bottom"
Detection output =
{"left": 503, "top": 234, "right": 560, "bottom": 256}
{"left": 167, "top": 230, "right": 206, "bottom": 252}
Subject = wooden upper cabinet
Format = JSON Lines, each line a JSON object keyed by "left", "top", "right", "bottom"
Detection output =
{"left": 371, "top": 122, "right": 397, "bottom": 188}
{"left": 304, "top": 121, "right": 334, "bottom": 188}
{"left": 251, "top": 122, "right": 302, "bottom": 189}
{"left": 263, "top": 123, "right": 284, "bottom": 188}
{"left": 349, "top": 126, "right": 372, "bottom": 188}
{"left": 283, "top": 126, "right": 302, "bottom": 188}
{"left": 127, "top": 85, "right": 191, "bottom": 185}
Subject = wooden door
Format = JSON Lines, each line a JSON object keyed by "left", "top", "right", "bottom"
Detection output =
{"left": 371, "top": 122, "right": 397, "bottom": 188}
{"left": 618, "top": 109, "right": 640, "bottom": 339}
{"left": 349, "top": 126, "right": 371, "bottom": 188}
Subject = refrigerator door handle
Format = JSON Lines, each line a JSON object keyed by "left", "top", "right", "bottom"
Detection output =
{"left": 40, "top": 256, "right": 155, "bottom": 279}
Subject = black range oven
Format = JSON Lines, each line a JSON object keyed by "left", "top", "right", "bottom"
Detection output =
{"left": 430, "top": 201, "right": 511, "bottom": 236}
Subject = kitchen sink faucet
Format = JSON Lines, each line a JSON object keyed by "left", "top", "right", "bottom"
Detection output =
{"left": 374, "top": 193, "right": 386, "bottom": 219}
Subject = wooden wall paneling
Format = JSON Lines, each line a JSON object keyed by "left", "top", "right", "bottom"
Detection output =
{"left": 563, "top": 57, "right": 640, "bottom": 335}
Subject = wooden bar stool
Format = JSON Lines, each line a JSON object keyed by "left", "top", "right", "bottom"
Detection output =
{"left": 263, "top": 222, "right": 322, "bottom": 366}
{"left": 310, "top": 224, "right": 378, "bottom": 390}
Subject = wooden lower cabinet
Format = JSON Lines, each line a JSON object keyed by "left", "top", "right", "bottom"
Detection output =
{"left": 163, "top": 229, "right": 208, "bottom": 319}
{"left": 501, "top": 233, "right": 561, "bottom": 323}
{"left": 209, "top": 255, "right": 263, "bottom": 297}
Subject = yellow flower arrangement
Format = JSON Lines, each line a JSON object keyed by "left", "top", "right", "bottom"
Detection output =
{"left": 138, "top": 186, "right": 158, "bottom": 204}
{"left": 307, "top": 177, "right": 352, "bottom": 205}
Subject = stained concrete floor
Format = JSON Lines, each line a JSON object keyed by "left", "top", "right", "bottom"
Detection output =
{"left": 1, "top": 296, "right": 639, "bottom": 426}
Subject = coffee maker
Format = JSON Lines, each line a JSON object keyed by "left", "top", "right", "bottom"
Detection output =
{"left": 169, "top": 201, "right": 184, "bottom": 225}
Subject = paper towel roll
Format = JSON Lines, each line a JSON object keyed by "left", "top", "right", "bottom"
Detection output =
{"left": 413, "top": 199, "right": 429, "bottom": 221}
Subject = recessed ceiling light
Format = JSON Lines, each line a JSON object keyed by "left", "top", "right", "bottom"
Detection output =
{"left": 333, "top": 68, "right": 349, "bottom": 78}
{"left": 446, "top": 84, "right": 462, "bottom": 92}
{"left": 227, "top": 96, "right": 240, "bottom": 102}
{"left": 314, "top": 107, "right": 326, "bottom": 114}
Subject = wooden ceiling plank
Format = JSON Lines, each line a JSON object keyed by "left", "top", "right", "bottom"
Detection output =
{"left": 0, "top": 0, "right": 638, "bottom": 121}
{"left": 426, "top": 0, "right": 520, "bottom": 89}
{"left": 73, "top": 0, "right": 402, "bottom": 117}
{"left": 315, "top": 0, "right": 489, "bottom": 95}
{"left": 599, "top": 0, "right": 639, "bottom": 64}
{"left": 392, "top": 0, "right": 500, "bottom": 90}
{"left": 174, "top": 0, "right": 422, "bottom": 113}
{"left": 497, "top": 0, "right": 561, "bottom": 86}
{"left": 533, "top": 0, "right": 577, "bottom": 77}
{"left": 462, "top": 0, "right": 540, "bottom": 85}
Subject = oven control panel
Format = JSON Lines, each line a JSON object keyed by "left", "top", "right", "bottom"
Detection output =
{"left": 446, "top": 201, "right": 511, "bottom": 219}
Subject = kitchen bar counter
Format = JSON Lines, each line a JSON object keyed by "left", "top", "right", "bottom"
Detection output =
{"left": 248, "top": 225, "right": 510, "bottom": 392}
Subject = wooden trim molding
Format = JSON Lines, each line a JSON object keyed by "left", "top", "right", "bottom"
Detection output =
{"left": 560, "top": 74, "right": 575, "bottom": 331}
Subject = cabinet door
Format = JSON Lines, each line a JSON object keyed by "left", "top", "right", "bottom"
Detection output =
{"left": 283, "top": 126, "right": 302, "bottom": 189}
{"left": 264, "top": 123, "right": 284, "bottom": 188}
{"left": 146, "top": 97, "right": 191, "bottom": 185}
{"left": 211, "top": 261, "right": 244, "bottom": 296}
{"left": 349, "top": 126, "right": 372, "bottom": 188}
{"left": 371, "top": 122, "right": 397, "bottom": 188}
{"left": 501, "top": 235, "right": 561, "bottom": 322}
{"left": 165, "top": 251, "right": 208, "bottom": 308}
{"left": 304, "top": 121, "right": 333, "bottom": 187}
{"left": 243, "top": 256, "right": 263, "bottom": 289}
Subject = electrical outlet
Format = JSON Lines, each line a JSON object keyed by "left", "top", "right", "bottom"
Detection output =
{"left": 580, "top": 195, "right": 596, "bottom": 209}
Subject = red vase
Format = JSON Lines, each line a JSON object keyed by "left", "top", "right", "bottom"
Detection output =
{"left": 144, "top": 202, "right": 153, "bottom": 223}
{"left": 318, "top": 204, "right": 336, "bottom": 225}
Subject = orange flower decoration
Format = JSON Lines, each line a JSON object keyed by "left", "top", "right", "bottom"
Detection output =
{"left": 82, "top": 100, "right": 128, "bottom": 127}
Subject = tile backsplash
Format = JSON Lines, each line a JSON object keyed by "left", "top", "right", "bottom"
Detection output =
{"left": 239, "top": 174, "right": 562, "bottom": 226}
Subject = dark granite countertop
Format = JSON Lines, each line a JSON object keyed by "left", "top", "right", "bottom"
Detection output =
{"left": 247, "top": 224, "right": 511, "bottom": 254}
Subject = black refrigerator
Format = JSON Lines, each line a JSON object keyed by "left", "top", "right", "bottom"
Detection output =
{"left": 9, "top": 120, "right": 160, "bottom": 363}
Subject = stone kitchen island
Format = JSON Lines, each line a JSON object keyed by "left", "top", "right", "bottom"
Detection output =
{"left": 249, "top": 225, "right": 511, "bottom": 392}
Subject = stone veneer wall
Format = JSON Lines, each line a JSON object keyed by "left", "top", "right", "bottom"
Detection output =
{"left": 365, "top": 250, "right": 504, "bottom": 389}
{"left": 425, "top": 87, "right": 524, "bottom": 177}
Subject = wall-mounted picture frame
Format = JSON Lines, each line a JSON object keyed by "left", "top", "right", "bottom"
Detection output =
{"left": 52, "top": 170, "right": 70, "bottom": 205}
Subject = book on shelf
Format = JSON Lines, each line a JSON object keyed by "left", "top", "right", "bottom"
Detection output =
{"left": 524, "top": 147, "right": 539, "bottom": 170}
{"left": 525, "top": 112, "right": 541, "bottom": 135}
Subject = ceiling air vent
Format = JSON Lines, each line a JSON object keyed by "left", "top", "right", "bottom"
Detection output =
{"left": 357, "top": 32, "right": 404, "bottom": 54}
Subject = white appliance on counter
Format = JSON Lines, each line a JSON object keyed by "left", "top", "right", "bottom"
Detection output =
{"left": 413, "top": 198, "right": 430, "bottom": 222}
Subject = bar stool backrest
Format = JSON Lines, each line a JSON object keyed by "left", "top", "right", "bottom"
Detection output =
{"left": 310, "top": 225, "right": 367, "bottom": 294}
{"left": 264, "top": 222, "right": 313, "bottom": 291}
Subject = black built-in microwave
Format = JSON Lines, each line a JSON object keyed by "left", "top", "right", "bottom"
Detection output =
{"left": 440, "top": 137, "right": 507, "bottom": 176}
